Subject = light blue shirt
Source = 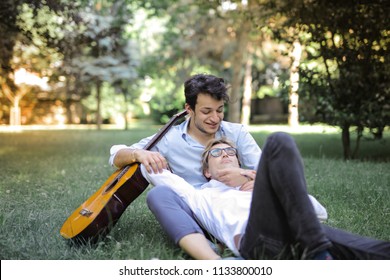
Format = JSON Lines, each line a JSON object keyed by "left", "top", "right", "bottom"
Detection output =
{"left": 109, "top": 118, "right": 262, "bottom": 188}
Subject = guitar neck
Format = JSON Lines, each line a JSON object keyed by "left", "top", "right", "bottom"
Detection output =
{"left": 115, "top": 110, "right": 187, "bottom": 177}
{"left": 144, "top": 110, "right": 188, "bottom": 151}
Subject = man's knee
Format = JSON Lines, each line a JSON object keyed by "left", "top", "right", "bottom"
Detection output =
{"left": 146, "top": 186, "right": 175, "bottom": 210}
{"left": 268, "top": 132, "right": 296, "bottom": 150}
{"left": 269, "top": 131, "right": 291, "bottom": 142}
{"left": 146, "top": 186, "right": 203, "bottom": 244}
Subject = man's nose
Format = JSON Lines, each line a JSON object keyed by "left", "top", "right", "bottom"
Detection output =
{"left": 209, "top": 111, "right": 220, "bottom": 122}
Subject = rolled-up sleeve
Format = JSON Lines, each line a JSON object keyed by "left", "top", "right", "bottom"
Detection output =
{"left": 109, "top": 144, "right": 129, "bottom": 168}
{"left": 108, "top": 134, "right": 157, "bottom": 168}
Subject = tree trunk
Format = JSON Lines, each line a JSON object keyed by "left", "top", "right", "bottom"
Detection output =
{"left": 351, "top": 125, "right": 363, "bottom": 159}
{"left": 96, "top": 80, "right": 102, "bottom": 130}
{"left": 241, "top": 53, "right": 253, "bottom": 125}
{"left": 288, "top": 40, "right": 302, "bottom": 128}
{"left": 229, "top": 55, "right": 244, "bottom": 123}
{"left": 123, "top": 89, "right": 129, "bottom": 131}
{"left": 228, "top": 18, "right": 251, "bottom": 123}
{"left": 1, "top": 80, "right": 22, "bottom": 126}
{"left": 65, "top": 77, "right": 73, "bottom": 124}
{"left": 10, "top": 98, "right": 21, "bottom": 126}
{"left": 342, "top": 124, "right": 351, "bottom": 160}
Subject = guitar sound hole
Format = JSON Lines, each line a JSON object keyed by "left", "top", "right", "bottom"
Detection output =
{"left": 104, "top": 178, "right": 119, "bottom": 193}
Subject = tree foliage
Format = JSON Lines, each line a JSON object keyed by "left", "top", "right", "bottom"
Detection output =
{"left": 69, "top": 0, "right": 139, "bottom": 129}
{"left": 264, "top": 0, "right": 390, "bottom": 159}
{"left": 0, "top": 0, "right": 68, "bottom": 125}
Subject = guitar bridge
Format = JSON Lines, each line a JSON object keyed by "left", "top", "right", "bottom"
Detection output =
{"left": 79, "top": 208, "right": 93, "bottom": 217}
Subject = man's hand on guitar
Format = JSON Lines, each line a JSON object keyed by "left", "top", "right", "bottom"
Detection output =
{"left": 134, "top": 150, "right": 167, "bottom": 174}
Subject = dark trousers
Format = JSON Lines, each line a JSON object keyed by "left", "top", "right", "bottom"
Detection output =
{"left": 239, "top": 132, "right": 390, "bottom": 260}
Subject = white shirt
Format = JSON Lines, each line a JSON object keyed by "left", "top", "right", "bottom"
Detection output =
{"left": 141, "top": 166, "right": 328, "bottom": 257}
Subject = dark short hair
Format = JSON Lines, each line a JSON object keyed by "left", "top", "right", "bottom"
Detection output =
{"left": 184, "top": 74, "right": 230, "bottom": 110}
{"left": 201, "top": 137, "right": 240, "bottom": 178}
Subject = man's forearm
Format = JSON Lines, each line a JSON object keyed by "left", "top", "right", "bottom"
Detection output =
{"left": 113, "top": 148, "right": 138, "bottom": 169}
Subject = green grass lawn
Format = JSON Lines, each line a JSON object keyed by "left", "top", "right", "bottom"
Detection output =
{"left": 0, "top": 124, "right": 389, "bottom": 259}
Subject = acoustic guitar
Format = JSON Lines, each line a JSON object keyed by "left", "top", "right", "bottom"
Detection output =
{"left": 60, "top": 110, "right": 188, "bottom": 244}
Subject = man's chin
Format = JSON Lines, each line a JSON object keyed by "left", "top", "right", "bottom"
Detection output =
{"left": 206, "top": 124, "right": 220, "bottom": 133}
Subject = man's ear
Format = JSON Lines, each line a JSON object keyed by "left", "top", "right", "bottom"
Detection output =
{"left": 185, "top": 103, "right": 192, "bottom": 114}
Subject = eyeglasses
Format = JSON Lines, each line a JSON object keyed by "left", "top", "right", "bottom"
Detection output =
{"left": 208, "top": 147, "right": 237, "bottom": 158}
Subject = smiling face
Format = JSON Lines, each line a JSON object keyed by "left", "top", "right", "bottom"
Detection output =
{"left": 186, "top": 93, "right": 225, "bottom": 139}
{"left": 203, "top": 142, "right": 240, "bottom": 180}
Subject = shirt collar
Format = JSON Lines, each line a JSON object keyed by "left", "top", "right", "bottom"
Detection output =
{"left": 201, "top": 179, "right": 229, "bottom": 189}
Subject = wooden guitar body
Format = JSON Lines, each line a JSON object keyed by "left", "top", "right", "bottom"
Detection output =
{"left": 60, "top": 110, "right": 187, "bottom": 244}
{"left": 60, "top": 164, "right": 148, "bottom": 244}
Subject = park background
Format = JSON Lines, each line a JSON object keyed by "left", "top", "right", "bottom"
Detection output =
{"left": 0, "top": 0, "right": 389, "bottom": 260}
